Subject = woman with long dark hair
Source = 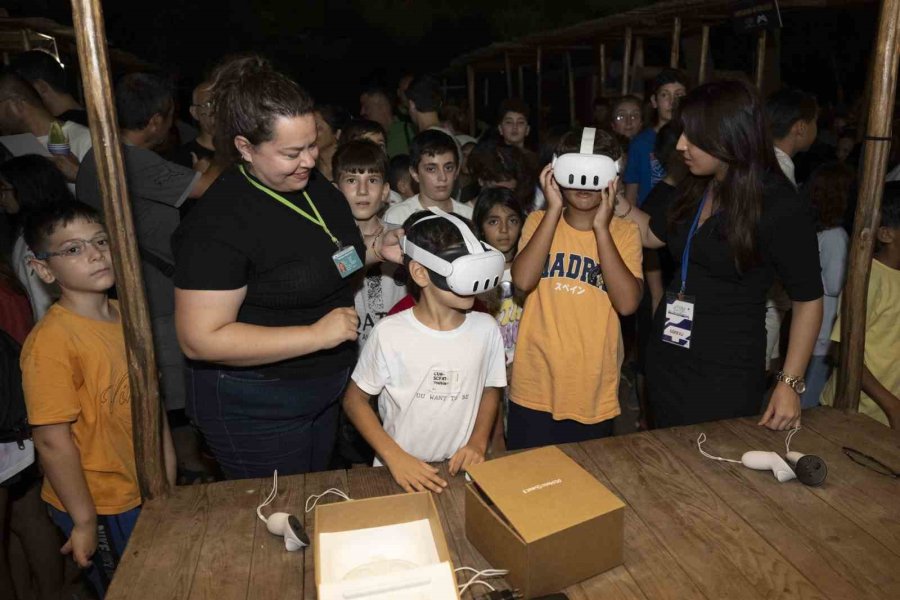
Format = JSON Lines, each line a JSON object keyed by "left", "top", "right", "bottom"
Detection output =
{"left": 626, "top": 80, "right": 823, "bottom": 429}
{"left": 172, "top": 56, "right": 402, "bottom": 478}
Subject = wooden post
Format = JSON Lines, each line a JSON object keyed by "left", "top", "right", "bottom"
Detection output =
{"left": 70, "top": 0, "right": 168, "bottom": 499}
{"left": 483, "top": 76, "right": 489, "bottom": 107}
{"left": 467, "top": 64, "right": 476, "bottom": 136}
{"left": 671, "top": 17, "right": 682, "bottom": 68}
{"left": 21, "top": 29, "right": 31, "bottom": 51}
{"left": 566, "top": 51, "right": 576, "bottom": 127}
{"left": 518, "top": 64, "right": 525, "bottom": 99}
{"left": 622, "top": 28, "right": 633, "bottom": 95}
{"left": 699, "top": 25, "right": 711, "bottom": 84}
{"left": 836, "top": 0, "right": 900, "bottom": 411}
{"left": 536, "top": 46, "right": 543, "bottom": 136}
{"left": 755, "top": 29, "right": 767, "bottom": 91}
{"left": 599, "top": 42, "right": 607, "bottom": 98}
{"left": 632, "top": 36, "right": 645, "bottom": 95}
{"left": 505, "top": 52, "right": 513, "bottom": 98}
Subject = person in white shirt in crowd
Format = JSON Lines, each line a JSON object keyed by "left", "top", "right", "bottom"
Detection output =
{"left": 384, "top": 129, "right": 472, "bottom": 225}
{"left": 343, "top": 211, "right": 506, "bottom": 493}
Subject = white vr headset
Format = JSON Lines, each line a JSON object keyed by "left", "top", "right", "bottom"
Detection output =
{"left": 551, "top": 127, "right": 619, "bottom": 191}
{"left": 401, "top": 207, "right": 506, "bottom": 296}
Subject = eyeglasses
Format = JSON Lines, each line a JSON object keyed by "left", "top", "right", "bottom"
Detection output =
{"left": 614, "top": 113, "right": 641, "bottom": 122}
{"left": 842, "top": 446, "right": 899, "bottom": 478}
{"left": 34, "top": 236, "right": 110, "bottom": 260}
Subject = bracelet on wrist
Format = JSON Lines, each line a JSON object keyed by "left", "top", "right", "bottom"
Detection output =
{"left": 371, "top": 232, "right": 384, "bottom": 261}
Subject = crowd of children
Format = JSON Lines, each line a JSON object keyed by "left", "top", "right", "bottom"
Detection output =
{"left": 0, "top": 49, "right": 898, "bottom": 600}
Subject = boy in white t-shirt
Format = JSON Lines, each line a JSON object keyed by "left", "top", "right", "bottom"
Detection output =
{"left": 343, "top": 210, "right": 506, "bottom": 493}
{"left": 333, "top": 140, "right": 407, "bottom": 345}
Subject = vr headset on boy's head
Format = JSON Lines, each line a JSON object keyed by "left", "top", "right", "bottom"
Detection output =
{"left": 401, "top": 207, "right": 506, "bottom": 296}
{"left": 551, "top": 127, "right": 619, "bottom": 191}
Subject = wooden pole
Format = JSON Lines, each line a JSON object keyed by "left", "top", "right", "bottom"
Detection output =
{"left": 70, "top": 0, "right": 168, "bottom": 500}
{"left": 505, "top": 52, "right": 513, "bottom": 98}
{"left": 622, "top": 28, "right": 633, "bottom": 95}
{"left": 467, "top": 64, "right": 476, "bottom": 136}
{"left": 518, "top": 64, "right": 525, "bottom": 99}
{"left": 536, "top": 46, "right": 543, "bottom": 137}
{"left": 836, "top": 0, "right": 900, "bottom": 412}
{"left": 699, "top": 25, "right": 710, "bottom": 84}
{"left": 566, "top": 51, "right": 576, "bottom": 127}
{"left": 21, "top": 29, "right": 31, "bottom": 51}
{"left": 670, "top": 17, "right": 682, "bottom": 68}
{"left": 600, "top": 43, "right": 607, "bottom": 98}
{"left": 632, "top": 36, "right": 645, "bottom": 95}
{"left": 483, "top": 76, "right": 489, "bottom": 107}
{"left": 755, "top": 29, "right": 767, "bottom": 91}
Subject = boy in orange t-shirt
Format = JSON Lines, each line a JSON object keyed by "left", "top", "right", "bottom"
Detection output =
{"left": 509, "top": 128, "right": 643, "bottom": 449}
{"left": 20, "top": 202, "right": 175, "bottom": 598}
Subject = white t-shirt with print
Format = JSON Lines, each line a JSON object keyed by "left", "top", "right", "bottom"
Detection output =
{"left": 352, "top": 310, "right": 506, "bottom": 464}
{"left": 354, "top": 261, "right": 408, "bottom": 347}
{"left": 383, "top": 194, "right": 473, "bottom": 226}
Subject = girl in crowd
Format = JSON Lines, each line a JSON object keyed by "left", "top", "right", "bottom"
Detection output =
{"left": 626, "top": 80, "right": 823, "bottom": 430}
{"left": 473, "top": 188, "right": 525, "bottom": 449}
{"left": 172, "top": 56, "right": 402, "bottom": 478}
{"left": 313, "top": 104, "right": 348, "bottom": 182}
{"left": 610, "top": 95, "right": 644, "bottom": 140}
{"left": 801, "top": 162, "right": 853, "bottom": 407}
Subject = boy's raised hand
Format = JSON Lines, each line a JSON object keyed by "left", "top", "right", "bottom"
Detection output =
{"left": 448, "top": 444, "right": 485, "bottom": 476}
{"left": 539, "top": 163, "right": 564, "bottom": 212}
{"left": 386, "top": 450, "right": 448, "bottom": 494}
{"left": 62, "top": 520, "right": 97, "bottom": 569}
{"left": 593, "top": 176, "right": 620, "bottom": 231}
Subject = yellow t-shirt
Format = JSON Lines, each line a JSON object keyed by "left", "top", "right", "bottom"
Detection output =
{"left": 509, "top": 211, "right": 643, "bottom": 423}
{"left": 821, "top": 259, "right": 900, "bottom": 425}
{"left": 20, "top": 302, "right": 140, "bottom": 514}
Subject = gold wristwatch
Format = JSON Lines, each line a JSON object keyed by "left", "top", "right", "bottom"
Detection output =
{"left": 775, "top": 371, "right": 807, "bottom": 394}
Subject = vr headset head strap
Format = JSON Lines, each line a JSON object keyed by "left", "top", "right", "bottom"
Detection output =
{"left": 580, "top": 127, "right": 596, "bottom": 154}
{"left": 400, "top": 207, "right": 484, "bottom": 277}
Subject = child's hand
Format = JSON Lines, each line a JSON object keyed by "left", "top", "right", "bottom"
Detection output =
{"left": 448, "top": 444, "right": 485, "bottom": 476}
{"left": 593, "top": 176, "right": 620, "bottom": 231}
{"left": 539, "top": 163, "right": 564, "bottom": 212}
{"left": 62, "top": 521, "right": 97, "bottom": 569}
{"left": 385, "top": 451, "right": 448, "bottom": 494}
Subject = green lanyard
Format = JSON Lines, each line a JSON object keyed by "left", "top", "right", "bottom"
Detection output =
{"left": 240, "top": 165, "right": 340, "bottom": 249}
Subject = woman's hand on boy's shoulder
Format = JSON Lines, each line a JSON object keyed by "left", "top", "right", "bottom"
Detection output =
{"left": 385, "top": 450, "right": 448, "bottom": 494}
{"left": 539, "top": 164, "right": 564, "bottom": 212}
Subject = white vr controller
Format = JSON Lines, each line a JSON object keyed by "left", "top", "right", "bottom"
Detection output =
{"left": 257, "top": 471, "right": 310, "bottom": 552}
{"left": 402, "top": 207, "right": 506, "bottom": 296}
{"left": 698, "top": 432, "right": 827, "bottom": 487}
{"left": 551, "top": 127, "right": 619, "bottom": 191}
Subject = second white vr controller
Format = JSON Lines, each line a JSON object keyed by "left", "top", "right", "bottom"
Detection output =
{"left": 698, "top": 431, "right": 828, "bottom": 486}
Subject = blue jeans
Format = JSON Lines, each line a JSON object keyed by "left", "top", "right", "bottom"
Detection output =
{"left": 186, "top": 366, "right": 349, "bottom": 479}
{"left": 801, "top": 354, "right": 832, "bottom": 409}
{"left": 48, "top": 505, "right": 141, "bottom": 599}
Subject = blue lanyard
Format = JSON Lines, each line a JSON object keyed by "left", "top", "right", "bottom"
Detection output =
{"left": 679, "top": 190, "right": 710, "bottom": 298}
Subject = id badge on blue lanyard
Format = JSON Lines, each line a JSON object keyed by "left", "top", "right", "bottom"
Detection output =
{"left": 662, "top": 191, "right": 708, "bottom": 349}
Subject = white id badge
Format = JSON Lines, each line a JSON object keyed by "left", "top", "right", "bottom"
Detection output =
{"left": 662, "top": 292, "right": 695, "bottom": 348}
{"left": 332, "top": 245, "right": 363, "bottom": 278}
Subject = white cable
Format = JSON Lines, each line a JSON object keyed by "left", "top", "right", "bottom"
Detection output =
{"left": 697, "top": 433, "right": 742, "bottom": 464}
{"left": 785, "top": 426, "right": 801, "bottom": 455}
{"left": 256, "top": 470, "right": 279, "bottom": 523}
{"left": 305, "top": 488, "right": 351, "bottom": 513}
{"left": 459, "top": 577, "right": 496, "bottom": 596}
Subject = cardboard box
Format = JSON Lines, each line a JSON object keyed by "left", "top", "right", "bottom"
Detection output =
{"left": 314, "top": 491, "right": 460, "bottom": 599}
{"left": 465, "top": 445, "right": 625, "bottom": 598}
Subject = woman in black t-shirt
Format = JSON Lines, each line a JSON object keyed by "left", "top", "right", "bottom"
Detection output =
{"left": 172, "top": 57, "right": 402, "bottom": 478}
{"left": 625, "top": 80, "right": 823, "bottom": 430}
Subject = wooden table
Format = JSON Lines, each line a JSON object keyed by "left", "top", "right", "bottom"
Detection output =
{"left": 106, "top": 407, "right": 900, "bottom": 600}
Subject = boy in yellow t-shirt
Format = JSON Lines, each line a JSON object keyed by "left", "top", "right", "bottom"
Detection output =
{"left": 821, "top": 184, "right": 900, "bottom": 427}
{"left": 20, "top": 202, "right": 175, "bottom": 598}
{"left": 509, "top": 128, "right": 643, "bottom": 449}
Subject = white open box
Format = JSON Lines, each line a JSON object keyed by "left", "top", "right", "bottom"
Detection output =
{"left": 314, "top": 492, "right": 461, "bottom": 599}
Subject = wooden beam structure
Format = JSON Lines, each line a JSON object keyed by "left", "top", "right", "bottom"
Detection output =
{"left": 622, "top": 27, "right": 633, "bottom": 95}
{"left": 755, "top": 29, "right": 767, "bottom": 90}
{"left": 566, "top": 51, "right": 576, "bottom": 126}
{"left": 670, "top": 17, "right": 682, "bottom": 67}
{"left": 536, "top": 46, "right": 543, "bottom": 134}
{"left": 70, "top": 0, "right": 168, "bottom": 500}
{"left": 518, "top": 64, "right": 525, "bottom": 98}
{"left": 699, "top": 24, "right": 710, "bottom": 84}
{"left": 505, "top": 52, "right": 513, "bottom": 98}
{"left": 836, "top": 0, "right": 900, "bottom": 412}
{"left": 467, "top": 64, "right": 476, "bottom": 135}
{"left": 599, "top": 42, "right": 607, "bottom": 98}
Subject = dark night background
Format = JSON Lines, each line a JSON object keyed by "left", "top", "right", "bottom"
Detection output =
{"left": 3, "top": 0, "right": 880, "bottom": 125}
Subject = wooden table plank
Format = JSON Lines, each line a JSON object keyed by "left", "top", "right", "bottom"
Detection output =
{"left": 247, "top": 473, "right": 306, "bottom": 600}
{"left": 187, "top": 479, "right": 265, "bottom": 600}
{"left": 559, "top": 444, "right": 704, "bottom": 600}
{"left": 107, "top": 485, "right": 207, "bottom": 600}
{"left": 803, "top": 408, "right": 900, "bottom": 466}
{"left": 581, "top": 428, "right": 824, "bottom": 600}
{"left": 657, "top": 420, "right": 900, "bottom": 600}
{"left": 302, "top": 468, "right": 349, "bottom": 600}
